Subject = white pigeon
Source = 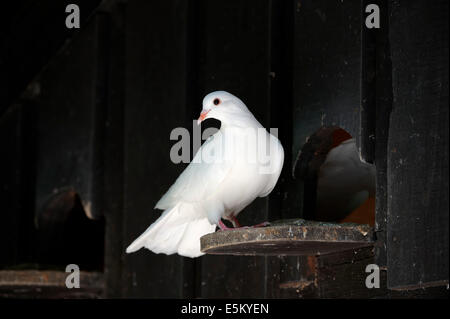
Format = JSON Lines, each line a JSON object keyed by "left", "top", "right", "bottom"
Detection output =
{"left": 126, "top": 91, "right": 284, "bottom": 258}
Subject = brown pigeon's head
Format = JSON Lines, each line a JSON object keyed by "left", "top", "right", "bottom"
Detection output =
{"left": 294, "top": 126, "right": 352, "bottom": 180}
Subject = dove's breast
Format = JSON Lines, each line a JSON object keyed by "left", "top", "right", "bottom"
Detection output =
{"left": 206, "top": 127, "right": 283, "bottom": 223}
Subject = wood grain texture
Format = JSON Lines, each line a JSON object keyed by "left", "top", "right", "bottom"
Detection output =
{"left": 370, "top": 0, "right": 393, "bottom": 269}
{"left": 0, "top": 270, "right": 103, "bottom": 299}
{"left": 122, "top": 0, "right": 192, "bottom": 298}
{"left": 4, "top": 14, "right": 107, "bottom": 271}
{"left": 101, "top": 3, "right": 126, "bottom": 298}
{"left": 193, "top": 0, "right": 273, "bottom": 298}
{"left": 201, "top": 223, "right": 374, "bottom": 256}
{"left": 0, "top": 106, "right": 25, "bottom": 267}
{"left": 293, "top": 0, "right": 363, "bottom": 158}
{"left": 387, "top": 0, "right": 449, "bottom": 289}
{"left": 0, "top": 1, "right": 101, "bottom": 116}
{"left": 34, "top": 16, "right": 105, "bottom": 220}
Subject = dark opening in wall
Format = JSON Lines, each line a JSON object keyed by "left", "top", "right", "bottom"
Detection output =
{"left": 35, "top": 190, "right": 105, "bottom": 272}
{"left": 294, "top": 126, "right": 376, "bottom": 226}
{"left": 1, "top": 188, "right": 105, "bottom": 272}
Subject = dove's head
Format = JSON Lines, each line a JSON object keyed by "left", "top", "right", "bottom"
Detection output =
{"left": 197, "top": 91, "right": 256, "bottom": 127}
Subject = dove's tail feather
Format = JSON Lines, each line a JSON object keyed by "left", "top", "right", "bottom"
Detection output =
{"left": 125, "top": 203, "right": 217, "bottom": 258}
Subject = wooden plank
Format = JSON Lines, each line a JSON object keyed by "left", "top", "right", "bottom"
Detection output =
{"left": 316, "top": 247, "right": 386, "bottom": 298}
{"left": 277, "top": 248, "right": 381, "bottom": 299}
{"left": 266, "top": 0, "right": 296, "bottom": 298}
{"left": 356, "top": 0, "right": 393, "bottom": 268}
{"left": 387, "top": 285, "right": 448, "bottom": 298}
{"left": 270, "top": 0, "right": 297, "bottom": 220}
{"left": 100, "top": 3, "right": 126, "bottom": 299}
{"left": 0, "top": 270, "right": 103, "bottom": 298}
{"left": 194, "top": 0, "right": 273, "bottom": 298}
{"left": 317, "top": 247, "right": 448, "bottom": 298}
{"left": 276, "top": 255, "right": 318, "bottom": 298}
{"left": 372, "top": 0, "right": 392, "bottom": 268}
{"left": 27, "top": 15, "right": 106, "bottom": 271}
{"left": 122, "top": 0, "right": 192, "bottom": 298}
{"left": 201, "top": 222, "right": 373, "bottom": 256}
{"left": 0, "top": 270, "right": 103, "bottom": 287}
{"left": 0, "top": 106, "right": 25, "bottom": 268}
{"left": 387, "top": 0, "right": 449, "bottom": 289}
{"left": 292, "top": 0, "right": 363, "bottom": 159}
{"left": 0, "top": 0, "right": 101, "bottom": 115}
{"left": 0, "top": 1, "right": 102, "bottom": 272}
{"left": 34, "top": 15, "right": 106, "bottom": 221}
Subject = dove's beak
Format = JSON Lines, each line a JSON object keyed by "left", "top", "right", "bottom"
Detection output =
{"left": 197, "top": 109, "right": 210, "bottom": 125}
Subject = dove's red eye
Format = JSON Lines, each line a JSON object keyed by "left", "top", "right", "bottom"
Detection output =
{"left": 213, "top": 98, "right": 221, "bottom": 105}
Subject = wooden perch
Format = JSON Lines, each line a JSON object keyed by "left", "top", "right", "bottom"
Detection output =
{"left": 201, "top": 219, "right": 374, "bottom": 256}
{"left": 0, "top": 270, "right": 103, "bottom": 298}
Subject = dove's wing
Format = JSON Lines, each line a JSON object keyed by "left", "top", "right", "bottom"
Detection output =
{"left": 259, "top": 134, "right": 285, "bottom": 197}
{"left": 127, "top": 130, "right": 231, "bottom": 257}
{"left": 155, "top": 131, "right": 233, "bottom": 210}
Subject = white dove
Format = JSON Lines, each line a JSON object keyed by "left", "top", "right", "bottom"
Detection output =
{"left": 126, "top": 91, "right": 284, "bottom": 258}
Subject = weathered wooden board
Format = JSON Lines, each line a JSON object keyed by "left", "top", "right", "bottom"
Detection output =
{"left": 317, "top": 247, "right": 448, "bottom": 299}
{"left": 0, "top": 13, "right": 107, "bottom": 271}
{"left": 28, "top": 15, "right": 107, "bottom": 273}
{"left": 34, "top": 15, "right": 106, "bottom": 221}
{"left": 0, "top": 270, "right": 103, "bottom": 299}
{"left": 359, "top": 0, "right": 393, "bottom": 268}
{"left": 0, "top": 0, "right": 101, "bottom": 116}
{"left": 194, "top": 0, "right": 274, "bottom": 298}
{"left": 292, "top": 0, "right": 363, "bottom": 160}
{"left": 201, "top": 222, "right": 373, "bottom": 256}
{"left": 0, "top": 106, "right": 28, "bottom": 268}
{"left": 266, "top": 0, "right": 296, "bottom": 298}
{"left": 365, "top": 0, "right": 393, "bottom": 269}
{"left": 316, "top": 247, "right": 381, "bottom": 298}
{"left": 387, "top": 0, "right": 449, "bottom": 289}
{"left": 291, "top": 0, "right": 365, "bottom": 221}
{"left": 122, "top": 0, "right": 193, "bottom": 298}
{"left": 101, "top": 4, "right": 126, "bottom": 299}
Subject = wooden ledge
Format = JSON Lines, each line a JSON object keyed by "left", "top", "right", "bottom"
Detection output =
{"left": 0, "top": 270, "right": 103, "bottom": 298}
{"left": 201, "top": 219, "right": 374, "bottom": 256}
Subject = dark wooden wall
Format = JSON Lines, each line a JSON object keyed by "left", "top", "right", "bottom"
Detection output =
{"left": 386, "top": 0, "right": 449, "bottom": 289}
{"left": 0, "top": 0, "right": 448, "bottom": 298}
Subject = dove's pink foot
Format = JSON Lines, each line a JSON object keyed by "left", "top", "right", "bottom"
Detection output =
{"left": 239, "top": 221, "right": 271, "bottom": 229}
{"left": 218, "top": 220, "right": 233, "bottom": 231}
{"left": 230, "top": 215, "right": 241, "bottom": 228}
{"left": 217, "top": 217, "right": 270, "bottom": 231}
{"left": 231, "top": 214, "right": 270, "bottom": 228}
{"left": 249, "top": 221, "right": 271, "bottom": 228}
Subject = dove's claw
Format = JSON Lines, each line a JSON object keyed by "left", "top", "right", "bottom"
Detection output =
{"left": 250, "top": 221, "right": 271, "bottom": 228}
{"left": 218, "top": 220, "right": 233, "bottom": 231}
{"left": 217, "top": 218, "right": 270, "bottom": 231}
{"left": 230, "top": 215, "right": 242, "bottom": 228}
